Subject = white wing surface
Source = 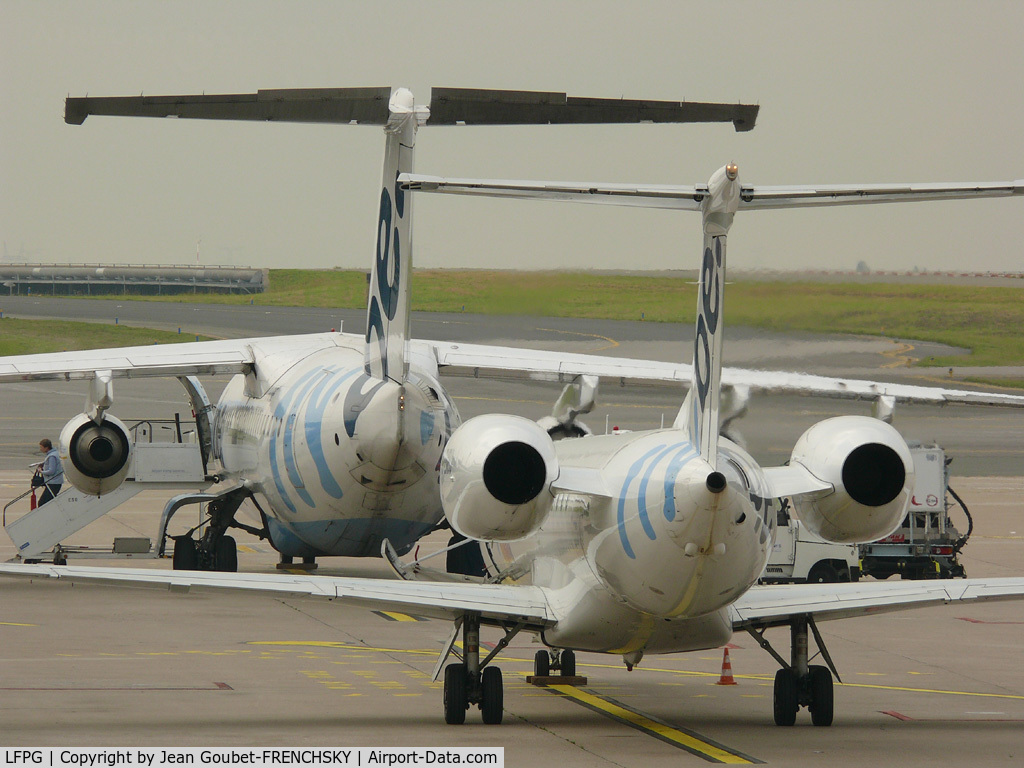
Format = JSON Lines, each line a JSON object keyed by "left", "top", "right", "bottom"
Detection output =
{"left": 418, "top": 339, "right": 1024, "bottom": 409}
{"left": 0, "top": 563, "right": 555, "bottom": 629}
{"left": 0, "top": 332, "right": 348, "bottom": 383}
{"left": 4, "top": 328, "right": 1019, "bottom": 411}
{"left": 401, "top": 174, "right": 1023, "bottom": 211}
{"left": 730, "top": 578, "right": 1024, "bottom": 630}
{"left": 4, "top": 565, "right": 1020, "bottom": 638}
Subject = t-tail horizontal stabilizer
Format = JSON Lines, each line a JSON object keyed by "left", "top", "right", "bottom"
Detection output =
{"left": 66, "top": 88, "right": 759, "bottom": 132}
{"left": 398, "top": 176, "right": 1023, "bottom": 210}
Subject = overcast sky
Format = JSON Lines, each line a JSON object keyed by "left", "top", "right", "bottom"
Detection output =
{"left": 2, "top": 1, "right": 1022, "bottom": 274}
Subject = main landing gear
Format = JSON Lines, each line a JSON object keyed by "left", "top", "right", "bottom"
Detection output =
{"left": 441, "top": 613, "right": 526, "bottom": 725}
{"left": 747, "top": 615, "right": 837, "bottom": 727}
{"left": 164, "top": 487, "right": 269, "bottom": 572}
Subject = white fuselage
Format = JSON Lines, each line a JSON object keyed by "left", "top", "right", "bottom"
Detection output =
{"left": 485, "top": 429, "right": 777, "bottom": 655}
{"left": 214, "top": 335, "right": 458, "bottom": 558}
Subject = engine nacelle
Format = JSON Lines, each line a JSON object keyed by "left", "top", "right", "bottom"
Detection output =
{"left": 439, "top": 414, "right": 558, "bottom": 542}
{"left": 59, "top": 413, "right": 132, "bottom": 496}
{"left": 789, "top": 415, "right": 913, "bottom": 543}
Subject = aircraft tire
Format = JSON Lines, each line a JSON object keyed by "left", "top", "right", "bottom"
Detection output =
{"left": 808, "top": 665, "right": 834, "bottom": 727}
{"left": 533, "top": 650, "right": 550, "bottom": 677}
{"left": 480, "top": 666, "right": 503, "bottom": 725}
{"left": 443, "top": 663, "right": 468, "bottom": 725}
{"left": 560, "top": 649, "right": 576, "bottom": 677}
{"left": 172, "top": 538, "right": 198, "bottom": 571}
{"left": 773, "top": 669, "right": 798, "bottom": 726}
{"left": 214, "top": 535, "right": 238, "bottom": 572}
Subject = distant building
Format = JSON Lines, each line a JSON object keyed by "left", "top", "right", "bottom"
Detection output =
{"left": 0, "top": 264, "right": 267, "bottom": 296}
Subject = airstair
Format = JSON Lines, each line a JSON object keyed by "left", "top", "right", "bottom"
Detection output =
{"left": 4, "top": 439, "right": 210, "bottom": 563}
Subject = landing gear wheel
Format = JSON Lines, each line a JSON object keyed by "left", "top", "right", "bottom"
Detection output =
{"left": 214, "top": 535, "right": 238, "bottom": 572}
{"left": 560, "top": 649, "right": 577, "bottom": 677}
{"left": 534, "top": 650, "right": 550, "bottom": 677}
{"left": 172, "top": 537, "right": 198, "bottom": 570}
{"left": 773, "top": 669, "right": 798, "bottom": 726}
{"left": 808, "top": 665, "right": 834, "bottom": 727}
{"left": 443, "top": 663, "right": 468, "bottom": 725}
{"left": 480, "top": 666, "right": 503, "bottom": 724}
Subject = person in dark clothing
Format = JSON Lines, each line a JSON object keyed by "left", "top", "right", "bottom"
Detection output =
{"left": 36, "top": 438, "right": 64, "bottom": 505}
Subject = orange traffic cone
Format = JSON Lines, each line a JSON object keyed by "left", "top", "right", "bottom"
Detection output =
{"left": 715, "top": 648, "right": 738, "bottom": 685}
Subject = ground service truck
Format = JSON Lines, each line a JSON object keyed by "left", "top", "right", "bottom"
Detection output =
{"left": 762, "top": 444, "right": 970, "bottom": 583}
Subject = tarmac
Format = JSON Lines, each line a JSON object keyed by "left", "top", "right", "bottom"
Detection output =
{"left": 0, "top": 300, "right": 1022, "bottom": 764}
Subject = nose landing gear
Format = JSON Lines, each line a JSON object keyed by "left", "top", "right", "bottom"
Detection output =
{"left": 533, "top": 648, "right": 576, "bottom": 678}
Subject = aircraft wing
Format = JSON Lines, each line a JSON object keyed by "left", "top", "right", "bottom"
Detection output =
{"left": 0, "top": 332, "right": 347, "bottom": 383}
{"left": 419, "top": 339, "right": 1024, "bottom": 408}
{"left": 420, "top": 339, "right": 691, "bottom": 383}
{"left": 401, "top": 174, "right": 1023, "bottom": 210}
{"left": 0, "top": 563, "right": 556, "bottom": 629}
{"left": 730, "top": 577, "right": 1024, "bottom": 630}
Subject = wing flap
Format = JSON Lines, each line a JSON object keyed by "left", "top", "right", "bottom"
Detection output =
{"left": 731, "top": 577, "right": 1024, "bottom": 630}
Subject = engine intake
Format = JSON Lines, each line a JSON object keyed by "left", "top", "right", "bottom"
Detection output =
{"left": 484, "top": 441, "right": 548, "bottom": 504}
{"left": 790, "top": 416, "right": 913, "bottom": 543}
{"left": 842, "top": 442, "right": 906, "bottom": 506}
{"left": 59, "top": 413, "right": 132, "bottom": 496}
{"left": 440, "top": 414, "right": 558, "bottom": 541}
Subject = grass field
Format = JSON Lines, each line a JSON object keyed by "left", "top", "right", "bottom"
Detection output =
{"left": 0, "top": 317, "right": 213, "bottom": 356}
{"left": 91, "top": 269, "right": 1024, "bottom": 369}
{"left": 8, "top": 272, "right": 1024, "bottom": 376}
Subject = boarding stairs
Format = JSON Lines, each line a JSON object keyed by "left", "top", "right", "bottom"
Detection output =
{"left": 4, "top": 439, "right": 211, "bottom": 563}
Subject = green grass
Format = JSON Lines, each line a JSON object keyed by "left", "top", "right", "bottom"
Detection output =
{"left": 965, "top": 377, "right": 1024, "bottom": 390}
{"left": 16, "top": 270, "right": 1024, "bottom": 368}
{"left": 0, "top": 317, "right": 213, "bottom": 356}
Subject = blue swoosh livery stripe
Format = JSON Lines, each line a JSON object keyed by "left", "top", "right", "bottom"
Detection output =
{"left": 636, "top": 443, "right": 685, "bottom": 540}
{"left": 662, "top": 445, "right": 698, "bottom": 522}
{"left": 303, "top": 367, "right": 360, "bottom": 500}
{"left": 269, "top": 366, "right": 330, "bottom": 513}
{"left": 616, "top": 444, "right": 668, "bottom": 560}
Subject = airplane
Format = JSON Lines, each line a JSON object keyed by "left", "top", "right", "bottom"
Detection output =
{"left": 3, "top": 87, "right": 1024, "bottom": 730}
{"left": 0, "top": 87, "right": 762, "bottom": 571}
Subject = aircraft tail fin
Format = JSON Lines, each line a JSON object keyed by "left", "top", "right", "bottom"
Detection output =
{"left": 675, "top": 165, "right": 741, "bottom": 468}
{"left": 364, "top": 89, "right": 419, "bottom": 382}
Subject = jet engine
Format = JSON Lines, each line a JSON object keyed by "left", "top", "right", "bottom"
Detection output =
{"left": 59, "top": 413, "right": 132, "bottom": 496}
{"left": 439, "top": 414, "right": 558, "bottom": 541}
{"left": 789, "top": 415, "right": 913, "bottom": 543}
